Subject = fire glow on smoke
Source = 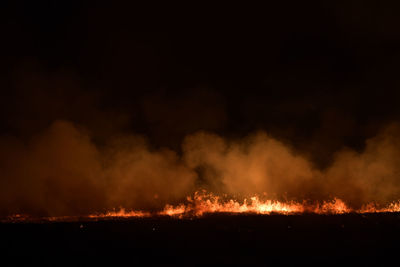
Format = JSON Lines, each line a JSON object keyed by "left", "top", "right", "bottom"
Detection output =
{"left": 3, "top": 121, "right": 400, "bottom": 220}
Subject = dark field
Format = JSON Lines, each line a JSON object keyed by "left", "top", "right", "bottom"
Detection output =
{"left": 1, "top": 213, "right": 400, "bottom": 265}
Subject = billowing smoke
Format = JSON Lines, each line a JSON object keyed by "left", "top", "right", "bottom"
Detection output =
{"left": 182, "top": 131, "right": 318, "bottom": 199}
{"left": 1, "top": 118, "right": 400, "bottom": 216}
{"left": 1, "top": 65, "right": 400, "bottom": 216}
{"left": 324, "top": 123, "right": 400, "bottom": 207}
{"left": 103, "top": 133, "right": 197, "bottom": 211}
{"left": 0, "top": 120, "right": 197, "bottom": 216}
{"left": 0, "top": 121, "right": 106, "bottom": 216}
{"left": 182, "top": 125, "right": 400, "bottom": 208}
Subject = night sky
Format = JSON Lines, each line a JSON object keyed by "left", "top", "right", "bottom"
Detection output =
{"left": 3, "top": 2, "right": 400, "bottom": 166}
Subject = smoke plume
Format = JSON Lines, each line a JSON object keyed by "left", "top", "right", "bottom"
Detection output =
{"left": 1, "top": 118, "right": 400, "bottom": 216}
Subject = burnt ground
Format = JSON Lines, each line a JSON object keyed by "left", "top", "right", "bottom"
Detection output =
{"left": 1, "top": 213, "right": 400, "bottom": 265}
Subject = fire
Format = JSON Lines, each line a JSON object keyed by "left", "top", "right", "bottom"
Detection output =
{"left": 99, "top": 192, "right": 400, "bottom": 218}
{"left": 159, "top": 204, "right": 187, "bottom": 216}
{"left": 3, "top": 191, "right": 400, "bottom": 222}
{"left": 313, "top": 198, "right": 351, "bottom": 214}
{"left": 89, "top": 208, "right": 152, "bottom": 218}
{"left": 179, "top": 192, "right": 305, "bottom": 216}
{"left": 384, "top": 202, "right": 400, "bottom": 212}
{"left": 156, "top": 192, "right": 355, "bottom": 217}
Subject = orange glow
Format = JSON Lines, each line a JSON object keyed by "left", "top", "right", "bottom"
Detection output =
{"left": 88, "top": 192, "right": 400, "bottom": 218}
{"left": 313, "top": 198, "right": 351, "bottom": 214}
{"left": 88, "top": 208, "right": 152, "bottom": 218}
{"left": 3, "top": 192, "right": 400, "bottom": 222}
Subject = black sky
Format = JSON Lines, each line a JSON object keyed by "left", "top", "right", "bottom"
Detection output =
{"left": 2, "top": 1, "right": 400, "bottom": 167}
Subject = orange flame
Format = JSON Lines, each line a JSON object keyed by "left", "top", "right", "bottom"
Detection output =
{"left": 89, "top": 191, "right": 400, "bottom": 219}
{"left": 89, "top": 208, "right": 152, "bottom": 218}
{"left": 4, "top": 191, "right": 400, "bottom": 222}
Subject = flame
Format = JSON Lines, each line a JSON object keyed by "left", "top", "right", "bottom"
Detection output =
{"left": 3, "top": 191, "right": 400, "bottom": 222}
{"left": 98, "top": 192, "right": 400, "bottom": 218}
{"left": 88, "top": 208, "right": 152, "bottom": 218}
{"left": 159, "top": 204, "right": 187, "bottom": 217}
{"left": 156, "top": 192, "right": 355, "bottom": 217}
{"left": 384, "top": 201, "right": 400, "bottom": 212}
{"left": 180, "top": 192, "right": 305, "bottom": 216}
{"left": 313, "top": 198, "right": 351, "bottom": 214}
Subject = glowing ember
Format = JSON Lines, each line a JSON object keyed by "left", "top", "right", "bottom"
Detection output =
{"left": 89, "top": 208, "right": 152, "bottom": 218}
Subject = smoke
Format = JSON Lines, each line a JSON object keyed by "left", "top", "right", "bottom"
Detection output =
{"left": 182, "top": 131, "right": 318, "bottom": 199}
{"left": 103, "top": 134, "right": 197, "bottom": 211}
{"left": 0, "top": 120, "right": 196, "bottom": 216}
{"left": 182, "top": 125, "right": 400, "bottom": 207}
{"left": 141, "top": 88, "right": 227, "bottom": 148}
{"left": 1, "top": 62, "right": 400, "bottom": 216}
{"left": 324, "top": 123, "right": 400, "bottom": 207}
{"left": 1, "top": 118, "right": 400, "bottom": 216}
{"left": 0, "top": 121, "right": 105, "bottom": 216}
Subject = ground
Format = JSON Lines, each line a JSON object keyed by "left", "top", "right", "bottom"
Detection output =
{"left": 1, "top": 213, "right": 400, "bottom": 265}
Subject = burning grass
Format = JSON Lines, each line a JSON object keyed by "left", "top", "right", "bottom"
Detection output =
{"left": 3, "top": 191, "right": 400, "bottom": 222}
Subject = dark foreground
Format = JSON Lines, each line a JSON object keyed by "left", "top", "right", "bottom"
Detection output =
{"left": 1, "top": 213, "right": 400, "bottom": 265}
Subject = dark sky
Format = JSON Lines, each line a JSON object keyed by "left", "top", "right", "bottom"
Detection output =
{"left": 2, "top": 1, "right": 400, "bottom": 167}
